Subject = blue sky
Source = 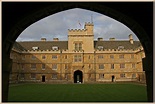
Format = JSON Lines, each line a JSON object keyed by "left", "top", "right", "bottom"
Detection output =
{"left": 16, "top": 8, "right": 139, "bottom": 41}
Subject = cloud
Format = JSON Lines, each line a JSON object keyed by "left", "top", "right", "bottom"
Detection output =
{"left": 16, "top": 8, "right": 139, "bottom": 41}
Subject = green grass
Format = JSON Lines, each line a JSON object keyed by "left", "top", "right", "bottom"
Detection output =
{"left": 8, "top": 83, "right": 147, "bottom": 102}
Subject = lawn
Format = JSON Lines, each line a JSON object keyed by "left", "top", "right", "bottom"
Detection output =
{"left": 8, "top": 83, "right": 147, "bottom": 102}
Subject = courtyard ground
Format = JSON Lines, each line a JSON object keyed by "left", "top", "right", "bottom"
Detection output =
{"left": 8, "top": 83, "right": 147, "bottom": 102}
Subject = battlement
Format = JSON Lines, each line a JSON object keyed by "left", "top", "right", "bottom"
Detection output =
{"left": 85, "top": 22, "right": 94, "bottom": 26}
{"left": 95, "top": 46, "right": 143, "bottom": 53}
{"left": 68, "top": 22, "right": 94, "bottom": 35}
{"left": 68, "top": 29, "right": 86, "bottom": 32}
{"left": 19, "top": 46, "right": 143, "bottom": 54}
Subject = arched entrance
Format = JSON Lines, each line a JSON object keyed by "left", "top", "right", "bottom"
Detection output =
{"left": 112, "top": 75, "right": 115, "bottom": 82}
{"left": 74, "top": 70, "right": 83, "bottom": 83}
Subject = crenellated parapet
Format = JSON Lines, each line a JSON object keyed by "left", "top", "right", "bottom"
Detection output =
{"left": 20, "top": 49, "right": 71, "bottom": 54}
{"left": 84, "top": 22, "right": 94, "bottom": 26}
{"left": 95, "top": 46, "right": 144, "bottom": 53}
{"left": 68, "top": 22, "right": 94, "bottom": 36}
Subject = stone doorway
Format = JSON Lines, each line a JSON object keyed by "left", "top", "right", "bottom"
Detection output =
{"left": 112, "top": 75, "right": 115, "bottom": 82}
{"left": 74, "top": 70, "right": 83, "bottom": 83}
{"left": 42, "top": 75, "right": 45, "bottom": 82}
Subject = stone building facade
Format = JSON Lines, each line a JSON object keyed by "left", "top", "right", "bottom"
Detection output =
{"left": 10, "top": 22, "right": 146, "bottom": 83}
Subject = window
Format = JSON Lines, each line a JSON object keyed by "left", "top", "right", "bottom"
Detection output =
{"left": 52, "top": 64, "right": 57, "bottom": 70}
{"left": 52, "top": 46, "right": 59, "bottom": 50}
{"left": 42, "top": 55, "right": 46, "bottom": 59}
{"left": 74, "top": 55, "right": 82, "bottom": 62}
{"left": 32, "top": 47, "right": 39, "bottom": 50}
{"left": 120, "top": 63, "right": 125, "bottom": 68}
{"left": 98, "top": 55, "right": 103, "bottom": 59}
{"left": 89, "top": 64, "right": 91, "bottom": 69}
{"left": 52, "top": 55, "right": 57, "bottom": 59}
{"left": 132, "top": 63, "right": 135, "bottom": 68}
{"left": 74, "top": 43, "right": 82, "bottom": 50}
{"left": 120, "top": 73, "right": 125, "bottom": 78}
{"left": 65, "top": 64, "right": 68, "bottom": 69}
{"left": 22, "top": 55, "right": 25, "bottom": 60}
{"left": 99, "top": 74, "right": 104, "bottom": 79}
{"left": 52, "top": 74, "right": 57, "bottom": 79}
{"left": 110, "top": 55, "right": 114, "bottom": 59}
{"left": 99, "top": 64, "right": 104, "bottom": 69}
{"left": 131, "top": 54, "right": 134, "bottom": 59}
{"left": 31, "top": 73, "right": 36, "bottom": 79}
{"left": 98, "top": 46, "right": 103, "bottom": 50}
{"left": 64, "top": 55, "right": 67, "bottom": 59}
{"left": 111, "top": 64, "right": 114, "bottom": 69}
{"left": 88, "top": 55, "right": 90, "bottom": 59}
{"left": 42, "top": 64, "right": 45, "bottom": 70}
{"left": 132, "top": 73, "right": 136, "bottom": 78}
{"left": 118, "top": 46, "right": 124, "bottom": 50}
{"left": 65, "top": 74, "right": 68, "bottom": 79}
{"left": 31, "top": 64, "right": 36, "bottom": 69}
{"left": 21, "top": 64, "right": 24, "bottom": 70}
{"left": 20, "top": 73, "right": 25, "bottom": 79}
{"left": 32, "top": 55, "right": 36, "bottom": 60}
{"left": 119, "top": 55, "right": 124, "bottom": 59}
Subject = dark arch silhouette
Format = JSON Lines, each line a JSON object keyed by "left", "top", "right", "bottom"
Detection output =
{"left": 2, "top": 2, "right": 153, "bottom": 102}
{"left": 112, "top": 75, "right": 115, "bottom": 82}
{"left": 74, "top": 70, "right": 83, "bottom": 83}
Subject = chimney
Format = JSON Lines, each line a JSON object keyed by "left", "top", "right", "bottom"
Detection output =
{"left": 53, "top": 38, "right": 59, "bottom": 41}
{"left": 41, "top": 38, "right": 46, "bottom": 41}
{"left": 98, "top": 38, "right": 103, "bottom": 41}
{"left": 129, "top": 34, "right": 134, "bottom": 44}
{"left": 109, "top": 38, "right": 115, "bottom": 41}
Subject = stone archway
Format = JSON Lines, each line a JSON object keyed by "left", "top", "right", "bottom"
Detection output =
{"left": 2, "top": 2, "right": 153, "bottom": 102}
{"left": 74, "top": 70, "right": 83, "bottom": 83}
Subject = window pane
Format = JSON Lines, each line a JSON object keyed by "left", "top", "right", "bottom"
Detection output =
{"left": 42, "top": 55, "right": 46, "bottom": 59}
{"left": 42, "top": 64, "right": 45, "bottom": 69}
{"left": 31, "top": 73, "right": 36, "bottom": 79}
{"left": 99, "top": 64, "right": 104, "bottom": 69}
{"left": 111, "top": 64, "right": 114, "bottom": 69}
{"left": 52, "top": 55, "right": 57, "bottom": 59}
{"left": 110, "top": 55, "right": 114, "bottom": 59}
{"left": 119, "top": 55, "right": 124, "bottom": 59}
{"left": 32, "top": 55, "right": 36, "bottom": 59}
{"left": 52, "top": 74, "right": 57, "bottom": 79}
{"left": 52, "top": 64, "right": 57, "bottom": 70}
{"left": 31, "top": 64, "right": 36, "bottom": 69}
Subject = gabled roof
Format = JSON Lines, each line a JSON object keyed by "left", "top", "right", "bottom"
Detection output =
{"left": 12, "top": 40, "right": 141, "bottom": 51}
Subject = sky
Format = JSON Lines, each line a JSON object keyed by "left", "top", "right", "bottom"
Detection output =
{"left": 16, "top": 8, "right": 139, "bottom": 41}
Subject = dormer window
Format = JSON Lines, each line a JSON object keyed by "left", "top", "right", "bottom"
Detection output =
{"left": 118, "top": 46, "right": 124, "bottom": 50}
{"left": 52, "top": 46, "right": 59, "bottom": 50}
{"left": 98, "top": 46, "right": 103, "bottom": 50}
{"left": 32, "top": 47, "right": 39, "bottom": 50}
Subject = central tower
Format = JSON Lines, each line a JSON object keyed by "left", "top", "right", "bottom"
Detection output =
{"left": 68, "top": 22, "right": 94, "bottom": 53}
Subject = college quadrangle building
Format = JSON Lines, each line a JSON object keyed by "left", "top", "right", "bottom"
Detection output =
{"left": 10, "top": 22, "right": 146, "bottom": 83}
